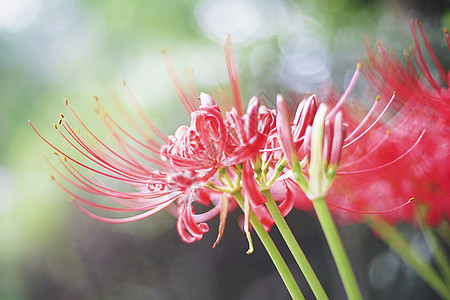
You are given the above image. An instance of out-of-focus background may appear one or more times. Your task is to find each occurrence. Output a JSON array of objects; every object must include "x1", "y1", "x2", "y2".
[{"x1": 0, "y1": 0, "x2": 448, "y2": 299}]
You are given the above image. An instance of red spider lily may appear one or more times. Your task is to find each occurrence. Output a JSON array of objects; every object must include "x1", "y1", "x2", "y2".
[
  {"x1": 29, "y1": 38, "x2": 276, "y2": 245},
  {"x1": 274, "y1": 63, "x2": 425, "y2": 220},
  {"x1": 358, "y1": 19, "x2": 450, "y2": 225}
]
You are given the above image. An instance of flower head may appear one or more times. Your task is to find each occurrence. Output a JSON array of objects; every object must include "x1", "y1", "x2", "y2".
[
  {"x1": 274, "y1": 62, "x2": 425, "y2": 222},
  {"x1": 360, "y1": 19, "x2": 450, "y2": 225},
  {"x1": 30, "y1": 39, "x2": 277, "y2": 247}
]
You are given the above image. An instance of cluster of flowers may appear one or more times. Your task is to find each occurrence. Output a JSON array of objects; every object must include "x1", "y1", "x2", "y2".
[
  {"x1": 319, "y1": 19, "x2": 450, "y2": 226},
  {"x1": 30, "y1": 24, "x2": 447, "y2": 249},
  {"x1": 30, "y1": 39, "x2": 286, "y2": 247}
]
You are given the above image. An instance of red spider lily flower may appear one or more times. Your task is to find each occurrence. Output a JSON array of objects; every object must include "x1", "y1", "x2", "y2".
[
  {"x1": 274, "y1": 63, "x2": 425, "y2": 219},
  {"x1": 359, "y1": 19, "x2": 450, "y2": 225},
  {"x1": 29, "y1": 38, "x2": 276, "y2": 246},
  {"x1": 160, "y1": 93, "x2": 271, "y2": 170},
  {"x1": 160, "y1": 92, "x2": 235, "y2": 171}
]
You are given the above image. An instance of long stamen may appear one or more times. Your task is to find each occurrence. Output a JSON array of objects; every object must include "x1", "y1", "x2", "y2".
[
  {"x1": 73, "y1": 200, "x2": 173, "y2": 224},
  {"x1": 51, "y1": 155, "x2": 170, "y2": 200},
  {"x1": 345, "y1": 95, "x2": 381, "y2": 142},
  {"x1": 29, "y1": 121, "x2": 147, "y2": 184},
  {"x1": 94, "y1": 119, "x2": 167, "y2": 169},
  {"x1": 343, "y1": 92, "x2": 396, "y2": 148},
  {"x1": 95, "y1": 97, "x2": 163, "y2": 155},
  {"x1": 119, "y1": 82, "x2": 170, "y2": 143},
  {"x1": 224, "y1": 36, "x2": 244, "y2": 116},
  {"x1": 409, "y1": 46, "x2": 441, "y2": 91},
  {"x1": 110, "y1": 90, "x2": 165, "y2": 147},
  {"x1": 403, "y1": 49, "x2": 420, "y2": 82},
  {"x1": 61, "y1": 118, "x2": 151, "y2": 177},
  {"x1": 62, "y1": 106, "x2": 151, "y2": 173},
  {"x1": 339, "y1": 129, "x2": 391, "y2": 169},
  {"x1": 56, "y1": 122, "x2": 149, "y2": 181},
  {"x1": 415, "y1": 19, "x2": 448, "y2": 84},
  {"x1": 185, "y1": 68, "x2": 199, "y2": 106},
  {"x1": 77, "y1": 131, "x2": 153, "y2": 175},
  {"x1": 409, "y1": 20, "x2": 441, "y2": 90},
  {"x1": 91, "y1": 110, "x2": 168, "y2": 170},
  {"x1": 54, "y1": 175, "x2": 178, "y2": 211},
  {"x1": 338, "y1": 130, "x2": 425, "y2": 175},
  {"x1": 444, "y1": 28, "x2": 450, "y2": 54},
  {"x1": 160, "y1": 49, "x2": 197, "y2": 114},
  {"x1": 64, "y1": 97, "x2": 165, "y2": 170},
  {"x1": 326, "y1": 198, "x2": 414, "y2": 214},
  {"x1": 327, "y1": 63, "x2": 361, "y2": 120}
]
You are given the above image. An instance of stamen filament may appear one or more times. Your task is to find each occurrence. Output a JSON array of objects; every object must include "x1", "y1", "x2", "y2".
[
  {"x1": 326, "y1": 198, "x2": 414, "y2": 214},
  {"x1": 160, "y1": 49, "x2": 197, "y2": 114},
  {"x1": 327, "y1": 63, "x2": 361, "y2": 120},
  {"x1": 343, "y1": 92, "x2": 396, "y2": 148},
  {"x1": 338, "y1": 130, "x2": 425, "y2": 175}
]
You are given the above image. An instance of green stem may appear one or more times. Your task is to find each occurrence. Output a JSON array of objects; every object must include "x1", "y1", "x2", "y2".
[
  {"x1": 262, "y1": 190, "x2": 329, "y2": 299},
  {"x1": 417, "y1": 211, "x2": 450, "y2": 285},
  {"x1": 368, "y1": 217, "x2": 450, "y2": 300},
  {"x1": 233, "y1": 191, "x2": 305, "y2": 300},
  {"x1": 266, "y1": 159, "x2": 286, "y2": 188},
  {"x1": 436, "y1": 220, "x2": 450, "y2": 247},
  {"x1": 312, "y1": 197, "x2": 362, "y2": 300}
]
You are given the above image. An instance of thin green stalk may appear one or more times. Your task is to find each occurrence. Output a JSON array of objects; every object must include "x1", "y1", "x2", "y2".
[
  {"x1": 233, "y1": 191, "x2": 305, "y2": 300},
  {"x1": 436, "y1": 220, "x2": 450, "y2": 247},
  {"x1": 262, "y1": 190, "x2": 329, "y2": 299},
  {"x1": 417, "y1": 210, "x2": 450, "y2": 285},
  {"x1": 368, "y1": 217, "x2": 450, "y2": 300},
  {"x1": 312, "y1": 197, "x2": 362, "y2": 300},
  {"x1": 266, "y1": 159, "x2": 286, "y2": 188},
  {"x1": 421, "y1": 226, "x2": 450, "y2": 285}
]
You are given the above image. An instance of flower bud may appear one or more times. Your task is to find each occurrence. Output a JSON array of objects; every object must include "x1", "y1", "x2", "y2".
[{"x1": 307, "y1": 103, "x2": 329, "y2": 200}]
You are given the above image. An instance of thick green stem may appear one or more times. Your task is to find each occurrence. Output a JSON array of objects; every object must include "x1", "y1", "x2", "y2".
[
  {"x1": 233, "y1": 191, "x2": 305, "y2": 300},
  {"x1": 368, "y1": 217, "x2": 450, "y2": 300},
  {"x1": 312, "y1": 197, "x2": 362, "y2": 300},
  {"x1": 262, "y1": 190, "x2": 329, "y2": 299}
]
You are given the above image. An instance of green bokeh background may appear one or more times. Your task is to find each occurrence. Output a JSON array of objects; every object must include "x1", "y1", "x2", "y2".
[{"x1": 0, "y1": 0, "x2": 448, "y2": 299}]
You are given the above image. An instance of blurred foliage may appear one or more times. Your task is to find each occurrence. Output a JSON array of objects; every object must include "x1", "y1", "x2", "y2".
[{"x1": 0, "y1": 0, "x2": 448, "y2": 299}]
